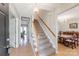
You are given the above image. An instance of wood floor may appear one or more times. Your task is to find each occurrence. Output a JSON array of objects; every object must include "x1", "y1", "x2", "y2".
[
  {"x1": 9, "y1": 42, "x2": 79, "y2": 56},
  {"x1": 9, "y1": 44, "x2": 34, "y2": 56},
  {"x1": 57, "y1": 43, "x2": 79, "y2": 56}
]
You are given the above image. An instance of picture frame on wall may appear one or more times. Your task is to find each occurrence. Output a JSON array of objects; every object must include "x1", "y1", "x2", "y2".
[{"x1": 69, "y1": 23, "x2": 78, "y2": 29}]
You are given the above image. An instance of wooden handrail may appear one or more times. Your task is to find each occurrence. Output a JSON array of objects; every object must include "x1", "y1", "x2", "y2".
[{"x1": 38, "y1": 15, "x2": 56, "y2": 37}]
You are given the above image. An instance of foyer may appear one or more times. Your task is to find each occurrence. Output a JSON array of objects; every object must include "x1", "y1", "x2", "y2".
[
  {"x1": 9, "y1": 3, "x2": 57, "y2": 56},
  {"x1": 0, "y1": 3, "x2": 79, "y2": 56}
]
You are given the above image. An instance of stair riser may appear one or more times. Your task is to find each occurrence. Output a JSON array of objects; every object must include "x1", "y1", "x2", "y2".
[
  {"x1": 38, "y1": 40, "x2": 49, "y2": 46},
  {"x1": 39, "y1": 45, "x2": 51, "y2": 50},
  {"x1": 39, "y1": 48, "x2": 56, "y2": 56}
]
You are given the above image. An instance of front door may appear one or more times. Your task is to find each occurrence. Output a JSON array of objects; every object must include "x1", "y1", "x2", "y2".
[{"x1": 0, "y1": 12, "x2": 8, "y2": 56}]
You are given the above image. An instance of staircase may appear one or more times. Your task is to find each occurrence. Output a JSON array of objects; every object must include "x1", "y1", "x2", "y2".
[
  {"x1": 37, "y1": 32, "x2": 55, "y2": 56},
  {"x1": 33, "y1": 20, "x2": 55, "y2": 56}
]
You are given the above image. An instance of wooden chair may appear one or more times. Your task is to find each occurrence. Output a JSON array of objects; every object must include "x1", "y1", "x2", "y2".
[
  {"x1": 76, "y1": 33, "x2": 79, "y2": 46},
  {"x1": 58, "y1": 36, "x2": 64, "y2": 44},
  {"x1": 58, "y1": 31, "x2": 66, "y2": 44},
  {"x1": 72, "y1": 33, "x2": 78, "y2": 46},
  {"x1": 64, "y1": 38, "x2": 76, "y2": 49}
]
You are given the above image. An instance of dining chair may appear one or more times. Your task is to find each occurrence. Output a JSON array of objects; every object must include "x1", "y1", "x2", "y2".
[{"x1": 64, "y1": 38, "x2": 76, "y2": 49}]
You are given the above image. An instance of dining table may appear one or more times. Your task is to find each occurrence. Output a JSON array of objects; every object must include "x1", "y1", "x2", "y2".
[{"x1": 59, "y1": 35, "x2": 73, "y2": 43}]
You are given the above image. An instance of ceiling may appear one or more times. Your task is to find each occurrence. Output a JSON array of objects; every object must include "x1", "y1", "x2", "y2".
[
  {"x1": 13, "y1": 3, "x2": 58, "y2": 17},
  {"x1": 57, "y1": 3, "x2": 78, "y2": 14},
  {"x1": 58, "y1": 4, "x2": 79, "y2": 20},
  {"x1": 0, "y1": 3, "x2": 9, "y2": 15},
  {"x1": 13, "y1": 3, "x2": 79, "y2": 20}
]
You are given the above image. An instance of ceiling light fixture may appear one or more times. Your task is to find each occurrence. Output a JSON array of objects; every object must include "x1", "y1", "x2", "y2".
[{"x1": 33, "y1": 8, "x2": 39, "y2": 13}]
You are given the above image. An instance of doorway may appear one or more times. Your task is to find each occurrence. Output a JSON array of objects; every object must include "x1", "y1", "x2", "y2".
[
  {"x1": 20, "y1": 17, "x2": 30, "y2": 47},
  {"x1": 0, "y1": 10, "x2": 9, "y2": 56}
]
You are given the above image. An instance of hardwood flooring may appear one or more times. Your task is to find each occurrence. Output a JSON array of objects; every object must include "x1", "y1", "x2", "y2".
[
  {"x1": 9, "y1": 44, "x2": 34, "y2": 56},
  {"x1": 57, "y1": 43, "x2": 79, "y2": 56}
]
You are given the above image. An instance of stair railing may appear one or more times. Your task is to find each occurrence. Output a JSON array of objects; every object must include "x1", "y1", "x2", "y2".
[{"x1": 37, "y1": 15, "x2": 56, "y2": 49}]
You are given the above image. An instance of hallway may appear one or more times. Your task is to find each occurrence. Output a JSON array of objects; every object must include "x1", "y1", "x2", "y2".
[{"x1": 9, "y1": 44, "x2": 34, "y2": 56}]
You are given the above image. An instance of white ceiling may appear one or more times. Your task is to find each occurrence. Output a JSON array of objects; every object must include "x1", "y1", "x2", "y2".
[
  {"x1": 13, "y1": 3, "x2": 79, "y2": 20},
  {"x1": 0, "y1": 3, "x2": 9, "y2": 15},
  {"x1": 57, "y1": 3, "x2": 78, "y2": 14},
  {"x1": 58, "y1": 4, "x2": 79, "y2": 20},
  {"x1": 13, "y1": 3, "x2": 58, "y2": 17}
]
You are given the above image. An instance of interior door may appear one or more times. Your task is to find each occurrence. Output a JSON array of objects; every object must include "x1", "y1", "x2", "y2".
[{"x1": 0, "y1": 12, "x2": 8, "y2": 56}]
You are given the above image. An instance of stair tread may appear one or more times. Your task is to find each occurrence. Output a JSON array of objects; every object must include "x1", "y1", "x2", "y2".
[
  {"x1": 38, "y1": 36, "x2": 47, "y2": 40},
  {"x1": 39, "y1": 42, "x2": 51, "y2": 47},
  {"x1": 39, "y1": 43, "x2": 51, "y2": 50},
  {"x1": 39, "y1": 47, "x2": 55, "y2": 56},
  {"x1": 38, "y1": 39, "x2": 49, "y2": 45}
]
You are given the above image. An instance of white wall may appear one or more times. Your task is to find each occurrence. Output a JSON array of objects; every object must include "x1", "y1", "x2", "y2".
[
  {"x1": 9, "y1": 4, "x2": 20, "y2": 48},
  {"x1": 43, "y1": 11, "x2": 56, "y2": 34},
  {"x1": 58, "y1": 18, "x2": 79, "y2": 32},
  {"x1": 38, "y1": 9, "x2": 57, "y2": 53}
]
